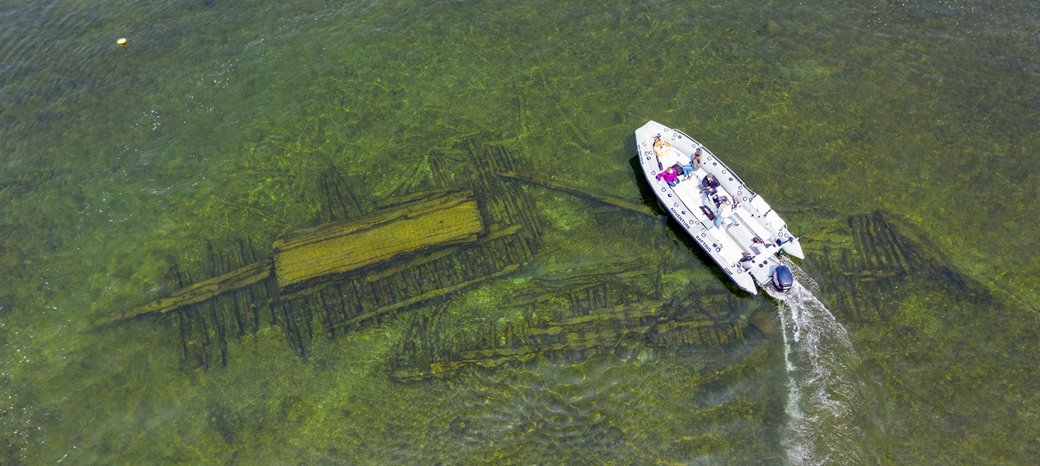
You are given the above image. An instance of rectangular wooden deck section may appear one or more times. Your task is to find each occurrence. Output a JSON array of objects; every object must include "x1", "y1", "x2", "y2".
[{"x1": 272, "y1": 190, "x2": 486, "y2": 288}]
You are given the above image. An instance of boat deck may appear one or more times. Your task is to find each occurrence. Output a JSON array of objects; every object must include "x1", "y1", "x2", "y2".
[
  {"x1": 637, "y1": 120, "x2": 803, "y2": 294},
  {"x1": 671, "y1": 169, "x2": 778, "y2": 282}
]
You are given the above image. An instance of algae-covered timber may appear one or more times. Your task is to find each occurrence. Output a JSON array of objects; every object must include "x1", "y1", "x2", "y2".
[
  {"x1": 389, "y1": 258, "x2": 754, "y2": 381},
  {"x1": 803, "y1": 211, "x2": 996, "y2": 323},
  {"x1": 391, "y1": 294, "x2": 750, "y2": 382},
  {"x1": 97, "y1": 137, "x2": 546, "y2": 368},
  {"x1": 330, "y1": 263, "x2": 520, "y2": 331},
  {"x1": 496, "y1": 171, "x2": 658, "y2": 219},
  {"x1": 273, "y1": 190, "x2": 485, "y2": 289},
  {"x1": 94, "y1": 259, "x2": 274, "y2": 327},
  {"x1": 95, "y1": 190, "x2": 489, "y2": 327}
]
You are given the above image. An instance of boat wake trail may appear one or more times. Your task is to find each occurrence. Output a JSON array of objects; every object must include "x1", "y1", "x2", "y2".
[{"x1": 766, "y1": 260, "x2": 882, "y2": 465}]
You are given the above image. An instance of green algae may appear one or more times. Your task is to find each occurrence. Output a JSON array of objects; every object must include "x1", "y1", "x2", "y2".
[{"x1": 1, "y1": 0, "x2": 1039, "y2": 464}]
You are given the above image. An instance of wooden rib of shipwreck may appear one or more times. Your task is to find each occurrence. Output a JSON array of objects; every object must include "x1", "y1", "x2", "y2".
[
  {"x1": 803, "y1": 210, "x2": 998, "y2": 322},
  {"x1": 390, "y1": 259, "x2": 752, "y2": 381},
  {"x1": 389, "y1": 301, "x2": 663, "y2": 381},
  {"x1": 96, "y1": 190, "x2": 486, "y2": 326},
  {"x1": 94, "y1": 259, "x2": 274, "y2": 327},
  {"x1": 391, "y1": 297, "x2": 748, "y2": 382},
  {"x1": 497, "y1": 171, "x2": 658, "y2": 219}
]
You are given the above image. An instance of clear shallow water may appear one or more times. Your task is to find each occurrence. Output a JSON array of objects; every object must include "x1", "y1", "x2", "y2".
[
  {"x1": 2, "y1": 0, "x2": 1039, "y2": 464},
  {"x1": 769, "y1": 261, "x2": 881, "y2": 465}
]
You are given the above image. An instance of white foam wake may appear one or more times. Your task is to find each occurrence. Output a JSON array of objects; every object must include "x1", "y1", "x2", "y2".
[{"x1": 767, "y1": 260, "x2": 881, "y2": 465}]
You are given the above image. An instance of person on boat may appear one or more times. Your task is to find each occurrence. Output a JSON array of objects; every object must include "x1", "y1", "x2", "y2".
[
  {"x1": 673, "y1": 148, "x2": 702, "y2": 181},
  {"x1": 656, "y1": 165, "x2": 680, "y2": 187},
  {"x1": 679, "y1": 164, "x2": 695, "y2": 181},
  {"x1": 739, "y1": 252, "x2": 755, "y2": 270},
  {"x1": 701, "y1": 173, "x2": 720, "y2": 196},
  {"x1": 653, "y1": 135, "x2": 681, "y2": 170},
  {"x1": 652, "y1": 134, "x2": 670, "y2": 155},
  {"x1": 714, "y1": 196, "x2": 737, "y2": 228}
]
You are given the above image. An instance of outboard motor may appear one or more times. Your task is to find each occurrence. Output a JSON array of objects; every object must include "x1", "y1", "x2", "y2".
[{"x1": 772, "y1": 265, "x2": 794, "y2": 292}]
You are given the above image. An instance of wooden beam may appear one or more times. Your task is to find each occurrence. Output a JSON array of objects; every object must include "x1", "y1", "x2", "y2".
[
  {"x1": 275, "y1": 223, "x2": 525, "y2": 303},
  {"x1": 273, "y1": 190, "x2": 486, "y2": 288},
  {"x1": 94, "y1": 259, "x2": 273, "y2": 326},
  {"x1": 331, "y1": 263, "x2": 520, "y2": 330},
  {"x1": 497, "y1": 171, "x2": 659, "y2": 218}
]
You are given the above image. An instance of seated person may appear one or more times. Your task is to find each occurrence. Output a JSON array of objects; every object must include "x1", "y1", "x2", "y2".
[
  {"x1": 652, "y1": 134, "x2": 670, "y2": 155},
  {"x1": 656, "y1": 165, "x2": 680, "y2": 187},
  {"x1": 663, "y1": 162, "x2": 694, "y2": 181},
  {"x1": 678, "y1": 162, "x2": 695, "y2": 180},
  {"x1": 701, "y1": 173, "x2": 720, "y2": 198},
  {"x1": 672, "y1": 148, "x2": 702, "y2": 181},
  {"x1": 653, "y1": 135, "x2": 681, "y2": 170},
  {"x1": 739, "y1": 252, "x2": 755, "y2": 269}
]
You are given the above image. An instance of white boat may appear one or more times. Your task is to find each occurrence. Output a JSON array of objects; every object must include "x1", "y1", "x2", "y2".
[{"x1": 635, "y1": 120, "x2": 803, "y2": 294}]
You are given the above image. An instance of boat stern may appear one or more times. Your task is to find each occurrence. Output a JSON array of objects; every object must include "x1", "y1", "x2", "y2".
[{"x1": 771, "y1": 265, "x2": 794, "y2": 292}]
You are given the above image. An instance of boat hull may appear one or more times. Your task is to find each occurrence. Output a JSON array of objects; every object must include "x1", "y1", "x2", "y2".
[{"x1": 635, "y1": 120, "x2": 803, "y2": 294}]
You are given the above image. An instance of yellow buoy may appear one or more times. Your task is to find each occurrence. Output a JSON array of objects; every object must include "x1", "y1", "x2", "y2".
[{"x1": 116, "y1": 37, "x2": 127, "y2": 46}]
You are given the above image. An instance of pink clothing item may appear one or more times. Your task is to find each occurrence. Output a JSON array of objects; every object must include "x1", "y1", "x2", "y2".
[{"x1": 656, "y1": 168, "x2": 678, "y2": 183}]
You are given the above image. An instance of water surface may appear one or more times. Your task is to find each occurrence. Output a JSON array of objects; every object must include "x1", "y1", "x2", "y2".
[{"x1": 2, "y1": 0, "x2": 1038, "y2": 463}]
